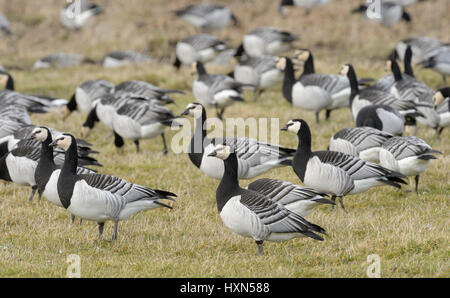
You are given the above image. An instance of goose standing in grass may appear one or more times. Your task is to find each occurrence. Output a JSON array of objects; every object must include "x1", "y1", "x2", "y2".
[
  {"x1": 112, "y1": 97, "x2": 181, "y2": 154},
  {"x1": 433, "y1": 87, "x2": 450, "y2": 140},
  {"x1": 63, "y1": 79, "x2": 115, "y2": 119},
  {"x1": 33, "y1": 53, "x2": 95, "y2": 69},
  {"x1": 279, "y1": 0, "x2": 332, "y2": 15},
  {"x1": 242, "y1": 27, "x2": 299, "y2": 57},
  {"x1": 173, "y1": 3, "x2": 239, "y2": 30},
  {"x1": 390, "y1": 36, "x2": 445, "y2": 65},
  {"x1": 50, "y1": 133, "x2": 176, "y2": 240},
  {"x1": 208, "y1": 144, "x2": 326, "y2": 255},
  {"x1": 329, "y1": 127, "x2": 393, "y2": 163},
  {"x1": 101, "y1": 51, "x2": 153, "y2": 68},
  {"x1": 340, "y1": 64, "x2": 419, "y2": 120},
  {"x1": 181, "y1": 103, "x2": 295, "y2": 180},
  {"x1": 420, "y1": 46, "x2": 450, "y2": 84},
  {"x1": 232, "y1": 45, "x2": 283, "y2": 101},
  {"x1": 379, "y1": 136, "x2": 442, "y2": 193},
  {"x1": 173, "y1": 34, "x2": 229, "y2": 69},
  {"x1": 60, "y1": 0, "x2": 103, "y2": 30},
  {"x1": 191, "y1": 61, "x2": 245, "y2": 119},
  {"x1": 0, "y1": 13, "x2": 10, "y2": 35},
  {"x1": 282, "y1": 119, "x2": 407, "y2": 211},
  {"x1": 246, "y1": 178, "x2": 334, "y2": 217},
  {"x1": 351, "y1": 1, "x2": 411, "y2": 27},
  {"x1": 276, "y1": 56, "x2": 332, "y2": 123}
]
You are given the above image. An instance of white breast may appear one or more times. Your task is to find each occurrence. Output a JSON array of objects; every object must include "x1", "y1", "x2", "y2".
[
  {"x1": 292, "y1": 83, "x2": 332, "y2": 111},
  {"x1": 113, "y1": 114, "x2": 141, "y2": 140},
  {"x1": 43, "y1": 170, "x2": 63, "y2": 207},
  {"x1": 5, "y1": 155, "x2": 37, "y2": 186},
  {"x1": 75, "y1": 87, "x2": 93, "y2": 114},
  {"x1": 259, "y1": 69, "x2": 283, "y2": 89}
]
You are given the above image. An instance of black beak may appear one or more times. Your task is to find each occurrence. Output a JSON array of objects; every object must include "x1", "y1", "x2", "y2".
[
  {"x1": 180, "y1": 109, "x2": 190, "y2": 116},
  {"x1": 48, "y1": 140, "x2": 58, "y2": 147},
  {"x1": 281, "y1": 125, "x2": 289, "y2": 131},
  {"x1": 207, "y1": 151, "x2": 217, "y2": 157}
]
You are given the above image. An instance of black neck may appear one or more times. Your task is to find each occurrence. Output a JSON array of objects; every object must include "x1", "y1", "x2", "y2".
[
  {"x1": 196, "y1": 62, "x2": 207, "y2": 76},
  {"x1": 346, "y1": 66, "x2": 359, "y2": 108},
  {"x1": 216, "y1": 153, "x2": 241, "y2": 213},
  {"x1": 35, "y1": 133, "x2": 56, "y2": 195},
  {"x1": 188, "y1": 109, "x2": 207, "y2": 168},
  {"x1": 6, "y1": 75, "x2": 14, "y2": 90},
  {"x1": 293, "y1": 124, "x2": 312, "y2": 182},
  {"x1": 58, "y1": 139, "x2": 79, "y2": 209},
  {"x1": 0, "y1": 155, "x2": 11, "y2": 182},
  {"x1": 301, "y1": 53, "x2": 315, "y2": 75},
  {"x1": 391, "y1": 59, "x2": 403, "y2": 81},
  {"x1": 0, "y1": 142, "x2": 8, "y2": 158},
  {"x1": 404, "y1": 46, "x2": 415, "y2": 78},
  {"x1": 282, "y1": 58, "x2": 295, "y2": 103},
  {"x1": 83, "y1": 107, "x2": 99, "y2": 128},
  {"x1": 67, "y1": 93, "x2": 77, "y2": 112}
]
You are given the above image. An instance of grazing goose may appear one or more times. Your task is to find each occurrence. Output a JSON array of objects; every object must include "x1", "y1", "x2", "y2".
[
  {"x1": 279, "y1": 0, "x2": 332, "y2": 15},
  {"x1": 102, "y1": 51, "x2": 153, "y2": 68},
  {"x1": 33, "y1": 53, "x2": 95, "y2": 69},
  {"x1": 63, "y1": 79, "x2": 115, "y2": 118},
  {"x1": 329, "y1": 127, "x2": 393, "y2": 163},
  {"x1": 340, "y1": 64, "x2": 418, "y2": 120},
  {"x1": 276, "y1": 57, "x2": 332, "y2": 122},
  {"x1": 420, "y1": 46, "x2": 450, "y2": 84},
  {"x1": 115, "y1": 80, "x2": 183, "y2": 105},
  {"x1": 173, "y1": 34, "x2": 228, "y2": 69},
  {"x1": 181, "y1": 103, "x2": 295, "y2": 180},
  {"x1": 282, "y1": 119, "x2": 407, "y2": 211},
  {"x1": 173, "y1": 3, "x2": 238, "y2": 30},
  {"x1": 379, "y1": 136, "x2": 442, "y2": 193},
  {"x1": 0, "y1": 13, "x2": 10, "y2": 35},
  {"x1": 50, "y1": 133, "x2": 176, "y2": 240},
  {"x1": 60, "y1": 0, "x2": 103, "y2": 30},
  {"x1": 355, "y1": 104, "x2": 408, "y2": 136},
  {"x1": 246, "y1": 178, "x2": 334, "y2": 217},
  {"x1": 232, "y1": 45, "x2": 283, "y2": 101},
  {"x1": 391, "y1": 36, "x2": 445, "y2": 65},
  {"x1": 433, "y1": 87, "x2": 450, "y2": 140},
  {"x1": 208, "y1": 144, "x2": 326, "y2": 255},
  {"x1": 112, "y1": 97, "x2": 181, "y2": 154},
  {"x1": 351, "y1": 1, "x2": 411, "y2": 27},
  {"x1": 191, "y1": 61, "x2": 245, "y2": 119},
  {"x1": 242, "y1": 27, "x2": 299, "y2": 57}
]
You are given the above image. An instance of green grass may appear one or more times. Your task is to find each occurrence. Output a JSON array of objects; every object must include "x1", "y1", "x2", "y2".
[{"x1": 0, "y1": 0, "x2": 449, "y2": 278}]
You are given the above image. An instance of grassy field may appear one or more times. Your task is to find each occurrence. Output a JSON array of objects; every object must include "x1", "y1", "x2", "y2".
[{"x1": 0, "y1": 0, "x2": 449, "y2": 277}]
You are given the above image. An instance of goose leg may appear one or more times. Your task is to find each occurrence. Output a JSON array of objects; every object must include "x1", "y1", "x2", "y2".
[
  {"x1": 330, "y1": 195, "x2": 336, "y2": 211},
  {"x1": 79, "y1": 218, "x2": 83, "y2": 225},
  {"x1": 414, "y1": 175, "x2": 420, "y2": 193},
  {"x1": 315, "y1": 111, "x2": 320, "y2": 123},
  {"x1": 28, "y1": 185, "x2": 37, "y2": 202},
  {"x1": 161, "y1": 133, "x2": 168, "y2": 155},
  {"x1": 216, "y1": 107, "x2": 224, "y2": 120},
  {"x1": 134, "y1": 140, "x2": 140, "y2": 153},
  {"x1": 338, "y1": 196, "x2": 347, "y2": 213},
  {"x1": 114, "y1": 131, "x2": 125, "y2": 154},
  {"x1": 71, "y1": 215, "x2": 75, "y2": 225},
  {"x1": 98, "y1": 222, "x2": 105, "y2": 239},
  {"x1": 325, "y1": 109, "x2": 332, "y2": 121},
  {"x1": 253, "y1": 89, "x2": 263, "y2": 102},
  {"x1": 442, "y1": 75, "x2": 447, "y2": 85},
  {"x1": 112, "y1": 220, "x2": 119, "y2": 241},
  {"x1": 255, "y1": 240, "x2": 264, "y2": 255}
]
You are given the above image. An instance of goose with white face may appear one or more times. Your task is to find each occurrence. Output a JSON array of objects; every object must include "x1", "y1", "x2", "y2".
[
  {"x1": 339, "y1": 64, "x2": 350, "y2": 76},
  {"x1": 181, "y1": 103, "x2": 203, "y2": 119},
  {"x1": 208, "y1": 145, "x2": 232, "y2": 160},
  {"x1": 50, "y1": 134, "x2": 72, "y2": 151},
  {"x1": 281, "y1": 120, "x2": 301, "y2": 134},
  {"x1": 31, "y1": 127, "x2": 49, "y2": 142}
]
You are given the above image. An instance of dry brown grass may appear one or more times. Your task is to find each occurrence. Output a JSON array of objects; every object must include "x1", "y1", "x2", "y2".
[{"x1": 0, "y1": 0, "x2": 449, "y2": 277}]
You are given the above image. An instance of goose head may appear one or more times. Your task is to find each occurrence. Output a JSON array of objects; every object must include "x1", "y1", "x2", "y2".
[
  {"x1": 0, "y1": 70, "x2": 14, "y2": 90},
  {"x1": 339, "y1": 64, "x2": 352, "y2": 76},
  {"x1": 181, "y1": 102, "x2": 204, "y2": 119},
  {"x1": 31, "y1": 127, "x2": 50, "y2": 142},
  {"x1": 281, "y1": 119, "x2": 303, "y2": 134},
  {"x1": 275, "y1": 57, "x2": 287, "y2": 71},
  {"x1": 207, "y1": 144, "x2": 232, "y2": 160},
  {"x1": 433, "y1": 87, "x2": 450, "y2": 106},
  {"x1": 49, "y1": 134, "x2": 73, "y2": 151}
]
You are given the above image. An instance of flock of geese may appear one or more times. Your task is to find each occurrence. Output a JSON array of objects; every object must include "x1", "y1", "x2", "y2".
[{"x1": 0, "y1": 1, "x2": 449, "y2": 254}]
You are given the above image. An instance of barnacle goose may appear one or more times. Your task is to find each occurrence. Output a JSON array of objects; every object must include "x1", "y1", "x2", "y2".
[
  {"x1": 0, "y1": 90, "x2": 67, "y2": 114},
  {"x1": 379, "y1": 136, "x2": 441, "y2": 193},
  {"x1": 340, "y1": 64, "x2": 419, "y2": 120},
  {"x1": 33, "y1": 53, "x2": 95, "y2": 69},
  {"x1": 60, "y1": 0, "x2": 102, "y2": 30},
  {"x1": 102, "y1": 51, "x2": 153, "y2": 68},
  {"x1": 173, "y1": 3, "x2": 238, "y2": 30},
  {"x1": 246, "y1": 178, "x2": 334, "y2": 217},
  {"x1": 355, "y1": 104, "x2": 408, "y2": 136},
  {"x1": 277, "y1": 56, "x2": 332, "y2": 123},
  {"x1": 232, "y1": 45, "x2": 283, "y2": 101},
  {"x1": 191, "y1": 61, "x2": 245, "y2": 119},
  {"x1": 208, "y1": 144, "x2": 326, "y2": 254},
  {"x1": 0, "y1": 70, "x2": 15, "y2": 90},
  {"x1": 242, "y1": 27, "x2": 299, "y2": 57},
  {"x1": 30, "y1": 127, "x2": 97, "y2": 223},
  {"x1": 50, "y1": 133, "x2": 176, "y2": 240},
  {"x1": 351, "y1": 1, "x2": 411, "y2": 27},
  {"x1": 433, "y1": 87, "x2": 450, "y2": 140},
  {"x1": 0, "y1": 130, "x2": 100, "y2": 202},
  {"x1": 329, "y1": 127, "x2": 393, "y2": 163},
  {"x1": 181, "y1": 103, "x2": 295, "y2": 180},
  {"x1": 0, "y1": 13, "x2": 10, "y2": 35},
  {"x1": 173, "y1": 34, "x2": 228, "y2": 69},
  {"x1": 390, "y1": 36, "x2": 445, "y2": 65},
  {"x1": 112, "y1": 97, "x2": 181, "y2": 154},
  {"x1": 282, "y1": 119, "x2": 407, "y2": 211},
  {"x1": 420, "y1": 46, "x2": 450, "y2": 84},
  {"x1": 279, "y1": 0, "x2": 332, "y2": 15},
  {"x1": 63, "y1": 79, "x2": 115, "y2": 119}
]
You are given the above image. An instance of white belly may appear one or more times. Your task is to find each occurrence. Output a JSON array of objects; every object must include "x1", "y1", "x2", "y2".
[
  {"x1": 6, "y1": 155, "x2": 36, "y2": 186},
  {"x1": 43, "y1": 170, "x2": 63, "y2": 207},
  {"x1": 291, "y1": 83, "x2": 332, "y2": 111},
  {"x1": 96, "y1": 103, "x2": 116, "y2": 129},
  {"x1": 259, "y1": 69, "x2": 283, "y2": 89},
  {"x1": 76, "y1": 87, "x2": 93, "y2": 114}
]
